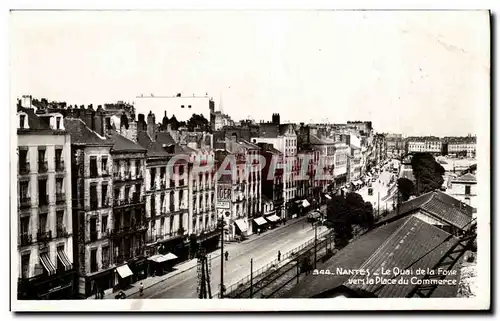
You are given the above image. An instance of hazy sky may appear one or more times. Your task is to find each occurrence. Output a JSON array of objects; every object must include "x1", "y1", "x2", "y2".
[{"x1": 10, "y1": 10, "x2": 490, "y2": 136}]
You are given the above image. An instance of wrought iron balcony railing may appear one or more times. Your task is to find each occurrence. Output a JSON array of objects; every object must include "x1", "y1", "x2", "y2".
[
  {"x1": 38, "y1": 161, "x2": 48, "y2": 173},
  {"x1": 56, "y1": 226, "x2": 69, "y2": 238},
  {"x1": 19, "y1": 197, "x2": 31, "y2": 209},
  {"x1": 18, "y1": 162, "x2": 30, "y2": 175},
  {"x1": 37, "y1": 230, "x2": 52, "y2": 243},
  {"x1": 55, "y1": 159, "x2": 65, "y2": 172},
  {"x1": 19, "y1": 233, "x2": 33, "y2": 246},
  {"x1": 56, "y1": 193, "x2": 65, "y2": 204}
]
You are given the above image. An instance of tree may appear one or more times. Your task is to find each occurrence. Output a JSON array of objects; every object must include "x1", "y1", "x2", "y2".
[
  {"x1": 187, "y1": 114, "x2": 211, "y2": 132},
  {"x1": 327, "y1": 192, "x2": 375, "y2": 248},
  {"x1": 327, "y1": 195, "x2": 353, "y2": 249},
  {"x1": 397, "y1": 177, "x2": 416, "y2": 202},
  {"x1": 411, "y1": 153, "x2": 445, "y2": 195}
]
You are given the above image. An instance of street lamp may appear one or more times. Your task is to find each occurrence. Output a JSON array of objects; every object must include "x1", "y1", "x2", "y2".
[{"x1": 218, "y1": 213, "x2": 228, "y2": 298}]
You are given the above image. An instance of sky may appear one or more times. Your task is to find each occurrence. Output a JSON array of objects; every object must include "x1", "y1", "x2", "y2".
[{"x1": 10, "y1": 10, "x2": 490, "y2": 136}]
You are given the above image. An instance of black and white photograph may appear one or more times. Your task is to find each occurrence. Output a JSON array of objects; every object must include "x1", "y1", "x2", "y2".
[{"x1": 9, "y1": 8, "x2": 490, "y2": 311}]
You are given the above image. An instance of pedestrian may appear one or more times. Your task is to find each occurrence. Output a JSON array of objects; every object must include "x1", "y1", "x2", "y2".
[
  {"x1": 139, "y1": 282, "x2": 144, "y2": 297},
  {"x1": 258, "y1": 228, "x2": 261, "y2": 235},
  {"x1": 225, "y1": 250, "x2": 229, "y2": 261},
  {"x1": 277, "y1": 250, "x2": 281, "y2": 262},
  {"x1": 100, "y1": 287, "x2": 105, "y2": 300}
]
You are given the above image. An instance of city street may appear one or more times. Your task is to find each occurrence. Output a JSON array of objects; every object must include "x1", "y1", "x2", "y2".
[
  {"x1": 129, "y1": 210, "x2": 328, "y2": 299},
  {"x1": 356, "y1": 161, "x2": 399, "y2": 217}
]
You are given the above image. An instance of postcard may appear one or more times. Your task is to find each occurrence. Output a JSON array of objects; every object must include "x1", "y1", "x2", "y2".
[{"x1": 10, "y1": 9, "x2": 490, "y2": 311}]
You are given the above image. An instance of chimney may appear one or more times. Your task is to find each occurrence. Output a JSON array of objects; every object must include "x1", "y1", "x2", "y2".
[
  {"x1": 94, "y1": 105, "x2": 104, "y2": 136},
  {"x1": 84, "y1": 105, "x2": 94, "y2": 129},
  {"x1": 137, "y1": 113, "x2": 146, "y2": 131},
  {"x1": 147, "y1": 111, "x2": 156, "y2": 141}
]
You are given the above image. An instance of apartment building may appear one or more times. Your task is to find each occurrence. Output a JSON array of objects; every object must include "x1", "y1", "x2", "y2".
[
  {"x1": 108, "y1": 130, "x2": 148, "y2": 287},
  {"x1": 64, "y1": 117, "x2": 114, "y2": 298},
  {"x1": 17, "y1": 106, "x2": 74, "y2": 300},
  {"x1": 406, "y1": 136, "x2": 442, "y2": 155}
]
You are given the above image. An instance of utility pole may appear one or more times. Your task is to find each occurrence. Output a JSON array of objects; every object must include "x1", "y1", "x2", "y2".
[
  {"x1": 314, "y1": 222, "x2": 318, "y2": 269},
  {"x1": 378, "y1": 192, "x2": 380, "y2": 218},
  {"x1": 219, "y1": 217, "x2": 225, "y2": 298},
  {"x1": 250, "y1": 258, "x2": 254, "y2": 298}
]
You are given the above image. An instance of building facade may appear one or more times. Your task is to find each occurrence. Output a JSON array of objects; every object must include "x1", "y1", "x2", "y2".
[
  {"x1": 406, "y1": 137, "x2": 442, "y2": 155},
  {"x1": 17, "y1": 106, "x2": 75, "y2": 300}
]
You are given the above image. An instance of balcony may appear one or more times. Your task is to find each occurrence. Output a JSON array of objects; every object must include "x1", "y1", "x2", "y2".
[
  {"x1": 18, "y1": 162, "x2": 30, "y2": 175},
  {"x1": 38, "y1": 161, "x2": 48, "y2": 173},
  {"x1": 101, "y1": 198, "x2": 110, "y2": 209},
  {"x1": 19, "y1": 197, "x2": 31, "y2": 209},
  {"x1": 55, "y1": 159, "x2": 65, "y2": 172},
  {"x1": 19, "y1": 233, "x2": 33, "y2": 246},
  {"x1": 102, "y1": 261, "x2": 110, "y2": 270},
  {"x1": 113, "y1": 196, "x2": 145, "y2": 208},
  {"x1": 101, "y1": 169, "x2": 110, "y2": 177},
  {"x1": 37, "y1": 230, "x2": 52, "y2": 243},
  {"x1": 56, "y1": 193, "x2": 65, "y2": 204},
  {"x1": 113, "y1": 172, "x2": 122, "y2": 180},
  {"x1": 56, "y1": 226, "x2": 69, "y2": 238},
  {"x1": 110, "y1": 223, "x2": 147, "y2": 237},
  {"x1": 159, "y1": 182, "x2": 166, "y2": 190}
]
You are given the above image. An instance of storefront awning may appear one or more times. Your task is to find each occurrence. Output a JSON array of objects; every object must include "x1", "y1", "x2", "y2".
[
  {"x1": 57, "y1": 248, "x2": 73, "y2": 271},
  {"x1": 234, "y1": 219, "x2": 248, "y2": 233},
  {"x1": 253, "y1": 217, "x2": 268, "y2": 225},
  {"x1": 40, "y1": 253, "x2": 56, "y2": 276},
  {"x1": 325, "y1": 194, "x2": 332, "y2": 200},
  {"x1": 266, "y1": 214, "x2": 281, "y2": 222},
  {"x1": 302, "y1": 199, "x2": 311, "y2": 207},
  {"x1": 116, "y1": 264, "x2": 134, "y2": 279},
  {"x1": 148, "y1": 253, "x2": 178, "y2": 263}
]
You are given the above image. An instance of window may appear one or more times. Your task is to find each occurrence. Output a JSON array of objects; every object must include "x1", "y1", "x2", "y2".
[
  {"x1": 160, "y1": 217, "x2": 165, "y2": 229},
  {"x1": 90, "y1": 249, "x2": 98, "y2": 273},
  {"x1": 114, "y1": 188, "x2": 120, "y2": 201},
  {"x1": 465, "y1": 185, "x2": 471, "y2": 195},
  {"x1": 160, "y1": 193, "x2": 165, "y2": 213},
  {"x1": 56, "y1": 210, "x2": 64, "y2": 231},
  {"x1": 125, "y1": 186, "x2": 130, "y2": 201},
  {"x1": 90, "y1": 156, "x2": 98, "y2": 177},
  {"x1": 19, "y1": 149, "x2": 29, "y2": 174},
  {"x1": 102, "y1": 183, "x2": 108, "y2": 207},
  {"x1": 101, "y1": 157, "x2": 108, "y2": 175},
  {"x1": 150, "y1": 168, "x2": 156, "y2": 189},
  {"x1": 56, "y1": 117, "x2": 61, "y2": 129},
  {"x1": 151, "y1": 195, "x2": 156, "y2": 217},
  {"x1": 38, "y1": 179, "x2": 48, "y2": 206},
  {"x1": 19, "y1": 180, "x2": 29, "y2": 200},
  {"x1": 90, "y1": 184, "x2": 98, "y2": 210},
  {"x1": 169, "y1": 191, "x2": 175, "y2": 212},
  {"x1": 38, "y1": 149, "x2": 47, "y2": 173},
  {"x1": 179, "y1": 190, "x2": 184, "y2": 209},
  {"x1": 20, "y1": 115, "x2": 26, "y2": 129},
  {"x1": 20, "y1": 216, "x2": 29, "y2": 234},
  {"x1": 101, "y1": 215, "x2": 108, "y2": 233},
  {"x1": 135, "y1": 160, "x2": 141, "y2": 177},
  {"x1": 90, "y1": 218, "x2": 97, "y2": 242},
  {"x1": 102, "y1": 246, "x2": 109, "y2": 268},
  {"x1": 21, "y1": 253, "x2": 30, "y2": 279},
  {"x1": 39, "y1": 213, "x2": 47, "y2": 233}
]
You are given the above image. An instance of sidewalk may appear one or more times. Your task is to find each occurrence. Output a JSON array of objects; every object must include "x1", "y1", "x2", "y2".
[{"x1": 89, "y1": 214, "x2": 309, "y2": 300}]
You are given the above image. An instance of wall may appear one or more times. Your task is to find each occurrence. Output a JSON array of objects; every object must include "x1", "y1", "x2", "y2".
[{"x1": 135, "y1": 96, "x2": 212, "y2": 122}]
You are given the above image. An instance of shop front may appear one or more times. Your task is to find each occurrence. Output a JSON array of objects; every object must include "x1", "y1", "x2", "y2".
[
  {"x1": 198, "y1": 229, "x2": 221, "y2": 253},
  {"x1": 234, "y1": 218, "x2": 249, "y2": 240},
  {"x1": 85, "y1": 268, "x2": 114, "y2": 298},
  {"x1": 114, "y1": 264, "x2": 134, "y2": 291},
  {"x1": 264, "y1": 213, "x2": 281, "y2": 228},
  {"x1": 253, "y1": 216, "x2": 268, "y2": 234},
  {"x1": 18, "y1": 269, "x2": 75, "y2": 300},
  {"x1": 147, "y1": 253, "x2": 178, "y2": 276},
  {"x1": 129, "y1": 258, "x2": 148, "y2": 283}
]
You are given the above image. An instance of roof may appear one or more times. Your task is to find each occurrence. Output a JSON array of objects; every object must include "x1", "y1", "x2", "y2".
[
  {"x1": 259, "y1": 123, "x2": 279, "y2": 138},
  {"x1": 451, "y1": 173, "x2": 477, "y2": 183},
  {"x1": 310, "y1": 134, "x2": 334, "y2": 145},
  {"x1": 108, "y1": 131, "x2": 146, "y2": 153},
  {"x1": 378, "y1": 191, "x2": 474, "y2": 230},
  {"x1": 137, "y1": 131, "x2": 173, "y2": 158},
  {"x1": 64, "y1": 118, "x2": 113, "y2": 146},
  {"x1": 283, "y1": 216, "x2": 460, "y2": 298}
]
